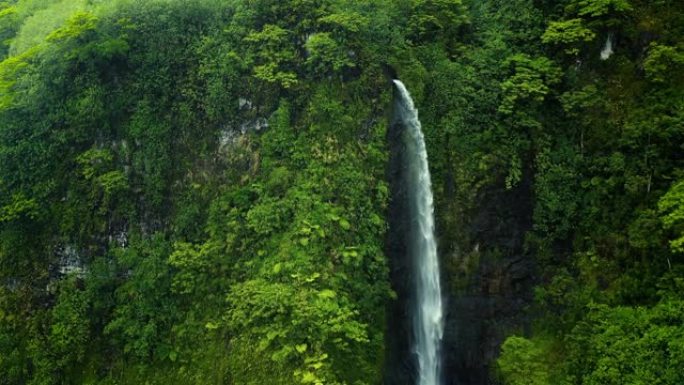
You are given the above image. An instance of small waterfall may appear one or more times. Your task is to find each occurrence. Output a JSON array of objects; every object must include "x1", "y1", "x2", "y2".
[
  {"x1": 600, "y1": 34, "x2": 614, "y2": 60},
  {"x1": 393, "y1": 80, "x2": 444, "y2": 385}
]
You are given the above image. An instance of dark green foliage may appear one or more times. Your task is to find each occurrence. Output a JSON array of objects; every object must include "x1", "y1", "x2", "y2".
[
  {"x1": 105, "y1": 234, "x2": 176, "y2": 360},
  {"x1": 480, "y1": 0, "x2": 684, "y2": 383},
  {"x1": 408, "y1": 0, "x2": 469, "y2": 46},
  {"x1": 564, "y1": 299, "x2": 684, "y2": 385},
  {"x1": 374, "y1": 0, "x2": 684, "y2": 382}
]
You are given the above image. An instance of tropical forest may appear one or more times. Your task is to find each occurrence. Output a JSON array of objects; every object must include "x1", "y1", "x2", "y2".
[{"x1": 0, "y1": 0, "x2": 682, "y2": 384}]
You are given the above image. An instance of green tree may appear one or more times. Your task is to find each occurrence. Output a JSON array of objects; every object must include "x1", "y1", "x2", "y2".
[
  {"x1": 659, "y1": 180, "x2": 684, "y2": 254},
  {"x1": 497, "y1": 336, "x2": 551, "y2": 385}
]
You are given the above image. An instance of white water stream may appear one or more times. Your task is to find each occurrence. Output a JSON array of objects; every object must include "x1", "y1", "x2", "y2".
[
  {"x1": 600, "y1": 34, "x2": 614, "y2": 60},
  {"x1": 394, "y1": 80, "x2": 444, "y2": 385}
]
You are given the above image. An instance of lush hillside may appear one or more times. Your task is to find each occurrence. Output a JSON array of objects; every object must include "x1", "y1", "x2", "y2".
[{"x1": 0, "y1": 0, "x2": 682, "y2": 384}]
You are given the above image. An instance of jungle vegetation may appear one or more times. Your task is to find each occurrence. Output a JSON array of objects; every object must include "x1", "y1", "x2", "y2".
[{"x1": 0, "y1": 0, "x2": 682, "y2": 384}]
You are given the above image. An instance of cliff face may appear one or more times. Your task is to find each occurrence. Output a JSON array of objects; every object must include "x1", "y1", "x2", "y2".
[
  {"x1": 441, "y1": 181, "x2": 536, "y2": 385},
  {"x1": 384, "y1": 110, "x2": 417, "y2": 385},
  {"x1": 386, "y1": 125, "x2": 538, "y2": 385}
]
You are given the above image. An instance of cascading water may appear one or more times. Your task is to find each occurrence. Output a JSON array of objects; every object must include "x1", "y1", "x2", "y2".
[
  {"x1": 393, "y1": 80, "x2": 444, "y2": 385},
  {"x1": 600, "y1": 34, "x2": 614, "y2": 60}
]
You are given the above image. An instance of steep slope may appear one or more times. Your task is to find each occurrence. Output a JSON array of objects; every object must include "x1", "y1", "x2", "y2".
[{"x1": 0, "y1": 0, "x2": 683, "y2": 384}]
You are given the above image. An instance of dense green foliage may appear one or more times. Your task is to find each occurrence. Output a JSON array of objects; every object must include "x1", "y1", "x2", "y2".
[
  {"x1": 0, "y1": 0, "x2": 682, "y2": 384},
  {"x1": 448, "y1": 0, "x2": 684, "y2": 383},
  {"x1": 0, "y1": 0, "x2": 399, "y2": 383}
]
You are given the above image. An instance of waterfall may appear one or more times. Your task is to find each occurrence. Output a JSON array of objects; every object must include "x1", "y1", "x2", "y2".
[
  {"x1": 393, "y1": 80, "x2": 444, "y2": 385},
  {"x1": 600, "y1": 34, "x2": 614, "y2": 60}
]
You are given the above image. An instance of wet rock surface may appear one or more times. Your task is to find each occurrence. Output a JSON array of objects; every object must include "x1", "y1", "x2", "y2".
[{"x1": 441, "y1": 181, "x2": 536, "y2": 385}]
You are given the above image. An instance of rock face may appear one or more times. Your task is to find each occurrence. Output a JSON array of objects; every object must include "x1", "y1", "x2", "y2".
[
  {"x1": 384, "y1": 109, "x2": 418, "y2": 385},
  {"x1": 441, "y1": 181, "x2": 536, "y2": 385},
  {"x1": 386, "y1": 171, "x2": 536, "y2": 384}
]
